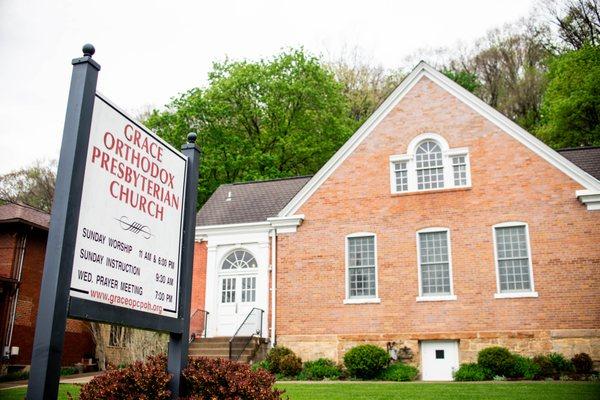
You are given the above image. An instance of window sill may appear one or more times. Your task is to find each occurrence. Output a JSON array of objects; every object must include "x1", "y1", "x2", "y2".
[
  {"x1": 416, "y1": 295, "x2": 457, "y2": 302},
  {"x1": 391, "y1": 186, "x2": 471, "y2": 197},
  {"x1": 343, "y1": 298, "x2": 381, "y2": 305},
  {"x1": 494, "y1": 291, "x2": 538, "y2": 299}
]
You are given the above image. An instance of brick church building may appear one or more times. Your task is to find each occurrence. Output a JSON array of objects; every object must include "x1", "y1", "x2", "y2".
[{"x1": 191, "y1": 62, "x2": 600, "y2": 380}]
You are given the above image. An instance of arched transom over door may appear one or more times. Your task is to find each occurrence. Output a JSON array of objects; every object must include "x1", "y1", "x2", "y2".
[
  {"x1": 222, "y1": 250, "x2": 258, "y2": 270},
  {"x1": 216, "y1": 249, "x2": 259, "y2": 336}
]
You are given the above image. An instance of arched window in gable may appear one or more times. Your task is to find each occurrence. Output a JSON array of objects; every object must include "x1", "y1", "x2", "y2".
[
  {"x1": 389, "y1": 134, "x2": 470, "y2": 194},
  {"x1": 415, "y1": 140, "x2": 444, "y2": 190}
]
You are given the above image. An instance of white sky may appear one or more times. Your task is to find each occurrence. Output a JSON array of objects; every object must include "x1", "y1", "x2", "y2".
[{"x1": 0, "y1": 0, "x2": 536, "y2": 173}]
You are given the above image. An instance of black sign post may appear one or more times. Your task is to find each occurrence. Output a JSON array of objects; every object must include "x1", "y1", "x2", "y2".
[
  {"x1": 26, "y1": 45, "x2": 199, "y2": 400},
  {"x1": 167, "y1": 132, "x2": 200, "y2": 398},
  {"x1": 27, "y1": 44, "x2": 100, "y2": 400}
]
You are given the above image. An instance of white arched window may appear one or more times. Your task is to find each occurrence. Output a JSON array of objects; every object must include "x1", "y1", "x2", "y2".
[
  {"x1": 221, "y1": 249, "x2": 257, "y2": 270},
  {"x1": 389, "y1": 134, "x2": 470, "y2": 194},
  {"x1": 415, "y1": 140, "x2": 444, "y2": 190}
]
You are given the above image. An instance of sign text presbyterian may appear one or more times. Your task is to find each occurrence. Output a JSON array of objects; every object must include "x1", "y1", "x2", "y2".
[{"x1": 69, "y1": 94, "x2": 187, "y2": 318}]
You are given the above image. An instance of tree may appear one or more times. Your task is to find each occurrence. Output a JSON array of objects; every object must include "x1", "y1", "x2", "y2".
[
  {"x1": 146, "y1": 49, "x2": 357, "y2": 206},
  {"x1": 0, "y1": 160, "x2": 56, "y2": 212},
  {"x1": 442, "y1": 18, "x2": 553, "y2": 131},
  {"x1": 537, "y1": 45, "x2": 600, "y2": 148},
  {"x1": 327, "y1": 56, "x2": 404, "y2": 123},
  {"x1": 443, "y1": 69, "x2": 480, "y2": 93},
  {"x1": 544, "y1": 0, "x2": 600, "y2": 49}
]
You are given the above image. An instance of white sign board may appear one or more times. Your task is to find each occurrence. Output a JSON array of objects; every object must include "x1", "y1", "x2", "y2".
[{"x1": 69, "y1": 94, "x2": 187, "y2": 318}]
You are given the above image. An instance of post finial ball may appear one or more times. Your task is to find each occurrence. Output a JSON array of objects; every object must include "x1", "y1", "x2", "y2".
[
  {"x1": 82, "y1": 43, "x2": 95, "y2": 57},
  {"x1": 187, "y1": 132, "x2": 197, "y2": 143}
]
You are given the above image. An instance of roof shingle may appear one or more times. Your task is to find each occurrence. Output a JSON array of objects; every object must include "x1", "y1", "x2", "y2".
[
  {"x1": 196, "y1": 176, "x2": 311, "y2": 226},
  {"x1": 0, "y1": 203, "x2": 50, "y2": 230},
  {"x1": 558, "y1": 146, "x2": 600, "y2": 181}
]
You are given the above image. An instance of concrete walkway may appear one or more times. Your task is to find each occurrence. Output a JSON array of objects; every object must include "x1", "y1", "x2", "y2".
[{"x1": 0, "y1": 371, "x2": 100, "y2": 390}]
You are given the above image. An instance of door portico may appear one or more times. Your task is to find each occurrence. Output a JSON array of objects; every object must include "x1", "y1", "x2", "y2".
[{"x1": 200, "y1": 226, "x2": 270, "y2": 339}]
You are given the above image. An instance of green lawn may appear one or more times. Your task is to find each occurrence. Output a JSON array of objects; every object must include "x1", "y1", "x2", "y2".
[
  {"x1": 276, "y1": 382, "x2": 600, "y2": 400},
  {"x1": 1, "y1": 382, "x2": 598, "y2": 400},
  {"x1": 0, "y1": 384, "x2": 80, "y2": 400}
]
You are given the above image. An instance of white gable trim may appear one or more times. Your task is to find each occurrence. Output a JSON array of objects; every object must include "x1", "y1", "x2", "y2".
[{"x1": 279, "y1": 62, "x2": 600, "y2": 217}]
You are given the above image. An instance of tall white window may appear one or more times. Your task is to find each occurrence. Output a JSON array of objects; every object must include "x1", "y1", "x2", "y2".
[
  {"x1": 416, "y1": 141, "x2": 444, "y2": 190},
  {"x1": 389, "y1": 134, "x2": 470, "y2": 194},
  {"x1": 345, "y1": 234, "x2": 379, "y2": 303},
  {"x1": 416, "y1": 228, "x2": 456, "y2": 301},
  {"x1": 452, "y1": 155, "x2": 468, "y2": 187},
  {"x1": 393, "y1": 161, "x2": 408, "y2": 192},
  {"x1": 493, "y1": 222, "x2": 537, "y2": 298}
]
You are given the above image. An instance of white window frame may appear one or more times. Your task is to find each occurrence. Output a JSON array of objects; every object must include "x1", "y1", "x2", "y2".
[
  {"x1": 492, "y1": 222, "x2": 538, "y2": 299},
  {"x1": 389, "y1": 133, "x2": 471, "y2": 194},
  {"x1": 416, "y1": 227, "x2": 457, "y2": 302},
  {"x1": 344, "y1": 232, "x2": 381, "y2": 304}
]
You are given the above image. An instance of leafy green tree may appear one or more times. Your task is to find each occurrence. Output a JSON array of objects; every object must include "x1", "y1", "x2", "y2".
[
  {"x1": 537, "y1": 45, "x2": 600, "y2": 148},
  {"x1": 443, "y1": 69, "x2": 481, "y2": 93},
  {"x1": 146, "y1": 49, "x2": 357, "y2": 206}
]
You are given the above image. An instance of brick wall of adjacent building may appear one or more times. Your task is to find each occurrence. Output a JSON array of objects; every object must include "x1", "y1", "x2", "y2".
[
  {"x1": 275, "y1": 76, "x2": 600, "y2": 365},
  {"x1": 0, "y1": 232, "x2": 17, "y2": 278},
  {"x1": 1, "y1": 225, "x2": 95, "y2": 367}
]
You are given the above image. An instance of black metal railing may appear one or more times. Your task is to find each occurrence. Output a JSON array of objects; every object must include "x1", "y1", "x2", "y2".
[
  {"x1": 229, "y1": 308, "x2": 264, "y2": 361},
  {"x1": 189, "y1": 309, "x2": 209, "y2": 343}
]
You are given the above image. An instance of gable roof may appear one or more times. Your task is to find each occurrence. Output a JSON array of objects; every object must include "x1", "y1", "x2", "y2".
[
  {"x1": 0, "y1": 203, "x2": 50, "y2": 230},
  {"x1": 558, "y1": 147, "x2": 600, "y2": 181},
  {"x1": 196, "y1": 176, "x2": 311, "y2": 226},
  {"x1": 278, "y1": 61, "x2": 600, "y2": 216}
]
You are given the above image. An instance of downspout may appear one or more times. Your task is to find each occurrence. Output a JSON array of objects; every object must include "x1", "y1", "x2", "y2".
[
  {"x1": 270, "y1": 229, "x2": 277, "y2": 346},
  {"x1": 5, "y1": 231, "x2": 27, "y2": 357}
]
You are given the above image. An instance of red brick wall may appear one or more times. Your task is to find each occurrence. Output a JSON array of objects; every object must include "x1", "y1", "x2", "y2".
[
  {"x1": 2, "y1": 226, "x2": 95, "y2": 366},
  {"x1": 190, "y1": 241, "x2": 207, "y2": 335},
  {"x1": 276, "y1": 77, "x2": 600, "y2": 338},
  {"x1": 0, "y1": 232, "x2": 17, "y2": 278}
]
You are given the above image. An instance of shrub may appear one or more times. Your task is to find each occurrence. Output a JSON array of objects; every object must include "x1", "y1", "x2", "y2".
[
  {"x1": 377, "y1": 363, "x2": 419, "y2": 381},
  {"x1": 343, "y1": 344, "x2": 389, "y2": 379},
  {"x1": 0, "y1": 370, "x2": 29, "y2": 383},
  {"x1": 512, "y1": 355, "x2": 541, "y2": 380},
  {"x1": 548, "y1": 352, "x2": 574, "y2": 373},
  {"x1": 298, "y1": 358, "x2": 342, "y2": 380},
  {"x1": 533, "y1": 355, "x2": 555, "y2": 378},
  {"x1": 572, "y1": 353, "x2": 594, "y2": 374},
  {"x1": 183, "y1": 357, "x2": 284, "y2": 400},
  {"x1": 80, "y1": 354, "x2": 171, "y2": 400},
  {"x1": 477, "y1": 347, "x2": 516, "y2": 377},
  {"x1": 453, "y1": 363, "x2": 490, "y2": 381},
  {"x1": 279, "y1": 353, "x2": 303, "y2": 377},
  {"x1": 60, "y1": 367, "x2": 78, "y2": 376},
  {"x1": 266, "y1": 346, "x2": 295, "y2": 374},
  {"x1": 251, "y1": 359, "x2": 271, "y2": 372}
]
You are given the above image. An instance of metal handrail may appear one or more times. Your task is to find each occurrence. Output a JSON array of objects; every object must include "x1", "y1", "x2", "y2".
[
  {"x1": 229, "y1": 307, "x2": 264, "y2": 361},
  {"x1": 189, "y1": 309, "x2": 209, "y2": 343}
]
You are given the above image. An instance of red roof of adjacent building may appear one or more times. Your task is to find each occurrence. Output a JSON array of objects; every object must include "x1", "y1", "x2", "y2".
[{"x1": 0, "y1": 203, "x2": 50, "y2": 230}]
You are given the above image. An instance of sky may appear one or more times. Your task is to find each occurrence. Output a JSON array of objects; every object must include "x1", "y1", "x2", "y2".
[{"x1": 0, "y1": 0, "x2": 537, "y2": 174}]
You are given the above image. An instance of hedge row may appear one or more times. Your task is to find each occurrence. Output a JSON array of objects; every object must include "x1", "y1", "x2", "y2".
[
  {"x1": 454, "y1": 347, "x2": 596, "y2": 381},
  {"x1": 254, "y1": 344, "x2": 418, "y2": 381}
]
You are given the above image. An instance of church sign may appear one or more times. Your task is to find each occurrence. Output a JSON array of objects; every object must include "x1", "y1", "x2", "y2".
[
  {"x1": 70, "y1": 94, "x2": 186, "y2": 318},
  {"x1": 27, "y1": 45, "x2": 199, "y2": 400}
]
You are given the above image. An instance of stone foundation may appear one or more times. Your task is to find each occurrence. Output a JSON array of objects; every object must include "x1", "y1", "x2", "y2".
[{"x1": 278, "y1": 329, "x2": 600, "y2": 369}]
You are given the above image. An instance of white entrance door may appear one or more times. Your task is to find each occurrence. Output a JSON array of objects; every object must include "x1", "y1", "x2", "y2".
[
  {"x1": 421, "y1": 340, "x2": 459, "y2": 381},
  {"x1": 216, "y1": 249, "x2": 260, "y2": 336}
]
